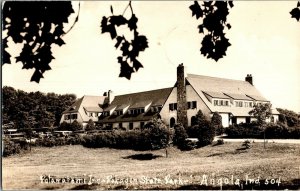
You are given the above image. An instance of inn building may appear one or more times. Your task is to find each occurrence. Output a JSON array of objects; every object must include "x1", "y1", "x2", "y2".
[{"x1": 60, "y1": 64, "x2": 279, "y2": 129}]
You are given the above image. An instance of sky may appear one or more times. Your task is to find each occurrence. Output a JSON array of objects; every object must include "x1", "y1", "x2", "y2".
[{"x1": 2, "y1": 1, "x2": 300, "y2": 112}]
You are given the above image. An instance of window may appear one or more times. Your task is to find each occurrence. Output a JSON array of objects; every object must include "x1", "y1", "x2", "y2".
[
  {"x1": 71, "y1": 114, "x2": 77, "y2": 119},
  {"x1": 225, "y1": 101, "x2": 229, "y2": 106},
  {"x1": 235, "y1": 101, "x2": 243, "y2": 107},
  {"x1": 129, "y1": 123, "x2": 133, "y2": 130},
  {"x1": 103, "y1": 111, "x2": 109, "y2": 116},
  {"x1": 239, "y1": 102, "x2": 243, "y2": 107},
  {"x1": 214, "y1": 100, "x2": 218, "y2": 106},
  {"x1": 117, "y1": 110, "x2": 123, "y2": 115},
  {"x1": 119, "y1": 123, "x2": 122, "y2": 128},
  {"x1": 89, "y1": 112, "x2": 93, "y2": 117},
  {"x1": 169, "y1": 103, "x2": 177, "y2": 111},
  {"x1": 187, "y1": 102, "x2": 191, "y2": 109},
  {"x1": 140, "y1": 122, "x2": 145, "y2": 128},
  {"x1": 64, "y1": 114, "x2": 70, "y2": 120},
  {"x1": 249, "y1": 102, "x2": 253, "y2": 107},
  {"x1": 188, "y1": 101, "x2": 197, "y2": 109},
  {"x1": 244, "y1": 102, "x2": 249, "y2": 107},
  {"x1": 220, "y1": 100, "x2": 223, "y2": 106}
]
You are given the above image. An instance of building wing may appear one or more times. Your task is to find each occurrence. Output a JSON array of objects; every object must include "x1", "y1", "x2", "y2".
[{"x1": 187, "y1": 74, "x2": 269, "y2": 116}]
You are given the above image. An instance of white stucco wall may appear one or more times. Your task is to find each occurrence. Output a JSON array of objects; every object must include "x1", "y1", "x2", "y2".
[{"x1": 220, "y1": 113, "x2": 229, "y2": 127}]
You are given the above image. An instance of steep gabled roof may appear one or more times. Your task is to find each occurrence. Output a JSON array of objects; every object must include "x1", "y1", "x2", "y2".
[
  {"x1": 63, "y1": 95, "x2": 106, "y2": 114},
  {"x1": 187, "y1": 74, "x2": 269, "y2": 116},
  {"x1": 99, "y1": 88, "x2": 173, "y2": 123},
  {"x1": 63, "y1": 97, "x2": 84, "y2": 114}
]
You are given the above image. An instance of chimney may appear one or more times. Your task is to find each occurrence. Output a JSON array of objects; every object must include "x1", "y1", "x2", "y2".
[
  {"x1": 245, "y1": 74, "x2": 253, "y2": 85},
  {"x1": 108, "y1": 90, "x2": 114, "y2": 104},
  {"x1": 176, "y1": 64, "x2": 188, "y2": 127}
]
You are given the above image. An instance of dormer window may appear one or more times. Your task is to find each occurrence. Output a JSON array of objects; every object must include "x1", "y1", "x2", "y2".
[
  {"x1": 103, "y1": 111, "x2": 110, "y2": 116},
  {"x1": 214, "y1": 99, "x2": 229, "y2": 106},
  {"x1": 117, "y1": 110, "x2": 123, "y2": 115}
]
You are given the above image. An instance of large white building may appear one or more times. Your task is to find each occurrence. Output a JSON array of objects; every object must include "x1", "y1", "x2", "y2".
[{"x1": 60, "y1": 64, "x2": 279, "y2": 129}]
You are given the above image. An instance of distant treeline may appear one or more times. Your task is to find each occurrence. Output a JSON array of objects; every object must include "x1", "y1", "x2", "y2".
[{"x1": 2, "y1": 86, "x2": 77, "y2": 129}]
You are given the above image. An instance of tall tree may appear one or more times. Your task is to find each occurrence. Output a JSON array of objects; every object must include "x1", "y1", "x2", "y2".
[{"x1": 249, "y1": 103, "x2": 272, "y2": 148}]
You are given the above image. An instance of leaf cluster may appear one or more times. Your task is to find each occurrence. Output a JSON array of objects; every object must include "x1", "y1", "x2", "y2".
[
  {"x1": 2, "y1": 2, "x2": 77, "y2": 83},
  {"x1": 248, "y1": 103, "x2": 272, "y2": 126},
  {"x1": 290, "y1": 1, "x2": 300, "y2": 21},
  {"x1": 101, "y1": 2, "x2": 148, "y2": 80},
  {"x1": 189, "y1": 1, "x2": 233, "y2": 61}
]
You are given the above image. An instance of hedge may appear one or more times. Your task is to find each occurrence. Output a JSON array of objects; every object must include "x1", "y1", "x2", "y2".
[{"x1": 225, "y1": 122, "x2": 300, "y2": 139}]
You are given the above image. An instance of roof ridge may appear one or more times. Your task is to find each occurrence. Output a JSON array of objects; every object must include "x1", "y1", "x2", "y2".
[
  {"x1": 187, "y1": 73, "x2": 248, "y2": 83},
  {"x1": 114, "y1": 87, "x2": 173, "y2": 97}
]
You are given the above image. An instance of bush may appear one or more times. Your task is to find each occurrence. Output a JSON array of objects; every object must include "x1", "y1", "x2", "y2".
[
  {"x1": 211, "y1": 112, "x2": 224, "y2": 135},
  {"x1": 3, "y1": 138, "x2": 21, "y2": 157},
  {"x1": 70, "y1": 120, "x2": 83, "y2": 131},
  {"x1": 85, "y1": 119, "x2": 96, "y2": 131},
  {"x1": 67, "y1": 134, "x2": 84, "y2": 145},
  {"x1": 59, "y1": 121, "x2": 71, "y2": 131},
  {"x1": 225, "y1": 122, "x2": 263, "y2": 138},
  {"x1": 241, "y1": 140, "x2": 251, "y2": 149},
  {"x1": 179, "y1": 139, "x2": 197, "y2": 151},
  {"x1": 173, "y1": 123, "x2": 188, "y2": 147},
  {"x1": 196, "y1": 124, "x2": 215, "y2": 147},
  {"x1": 215, "y1": 139, "x2": 225, "y2": 146},
  {"x1": 265, "y1": 123, "x2": 289, "y2": 138},
  {"x1": 82, "y1": 118, "x2": 173, "y2": 151}
]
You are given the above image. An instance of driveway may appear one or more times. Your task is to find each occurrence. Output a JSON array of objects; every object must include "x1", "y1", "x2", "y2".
[{"x1": 214, "y1": 135, "x2": 300, "y2": 144}]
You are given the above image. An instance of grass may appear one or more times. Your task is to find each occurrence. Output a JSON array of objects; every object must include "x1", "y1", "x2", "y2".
[{"x1": 3, "y1": 141, "x2": 300, "y2": 190}]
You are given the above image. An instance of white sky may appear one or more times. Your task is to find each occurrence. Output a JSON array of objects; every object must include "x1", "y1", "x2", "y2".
[{"x1": 2, "y1": 1, "x2": 300, "y2": 112}]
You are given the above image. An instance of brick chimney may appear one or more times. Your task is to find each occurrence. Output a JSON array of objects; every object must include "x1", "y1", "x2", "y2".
[
  {"x1": 245, "y1": 74, "x2": 253, "y2": 85},
  {"x1": 108, "y1": 90, "x2": 114, "y2": 104},
  {"x1": 177, "y1": 64, "x2": 188, "y2": 127}
]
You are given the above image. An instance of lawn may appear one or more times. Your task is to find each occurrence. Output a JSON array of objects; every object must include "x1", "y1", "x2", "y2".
[{"x1": 2, "y1": 141, "x2": 300, "y2": 190}]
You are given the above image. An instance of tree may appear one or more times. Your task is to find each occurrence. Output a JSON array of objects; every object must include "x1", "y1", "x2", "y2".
[
  {"x1": 2, "y1": 1, "x2": 298, "y2": 82},
  {"x1": 277, "y1": 108, "x2": 299, "y2": 127},
  {"x1": 2, "y1": 1, "x2": 78, "y2": 83},
  {"x1": 189, "y1": 1, "x2": 233, "y2": 61},
  {"x1": 188, "y1": 110, "x2": 215, "y2": 147},
  {"x1": 85, "y1": 119, "x2": 96, "y2": 131},
  {"x1": 143, "y1": 118, "x2": 173, "y2": 156},
  {"x1": 211, "y1": 112, "x2": 224, "y2": 135},
  {"x1": 2, "y1": 86, "x2": 76, "y2": 129},
  {"x1": 2, "y1": 1, "x2": 233, "y2": 82},
  {"x1": 173, "y1": 123, "x2": 188, "y2": 147},
  {"x1": 249, "y1": 103, "x2": 272, "y2": 148}
]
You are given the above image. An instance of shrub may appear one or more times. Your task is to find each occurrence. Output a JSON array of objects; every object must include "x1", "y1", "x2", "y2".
[
  {"x1": 3, "y1": 138, "x2": 21, "y2": 157},
  {"x1": 265, "y1": 123, "x2": 289, "y2": 138},
  {"x1": 59, "y1": 121, "x2": 71, "y2": 131},
  {"x1": 179, "y1": 139, "x2": 197, "y2": 151},
  {"x1": 225, "y1": 122, "x2": 263, "y2": 138},
  {"x1": 215, "y1": 139, "x2": 225, "y2": 146},
  {"x1": 82, "y1": 118, "x2": 172, "y2": 151},
  {"x1": 288, "y1": 126, "x2": 300, "y2": 139},
  {"x1": 173, "y1": 123, "x2": 188, "y2": 147},
  {"x1": 70, "y1": 120, "x2": 83, "y2": 131},
  {"x1": 196, "y1": 124, "x2": 215, "y2": 147},
  {"x1": 211, "y1": 112, "x2": 224, "y2": 135},
  {"x1": 241, "y1": 140, "x2": 251, "y2": 149},
  {"x1": 67, "y1": 134, "x2": 84, "y2": 145},
  {"x1": 85, "y1": 119, "x2": 96, "y2": 131}
]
